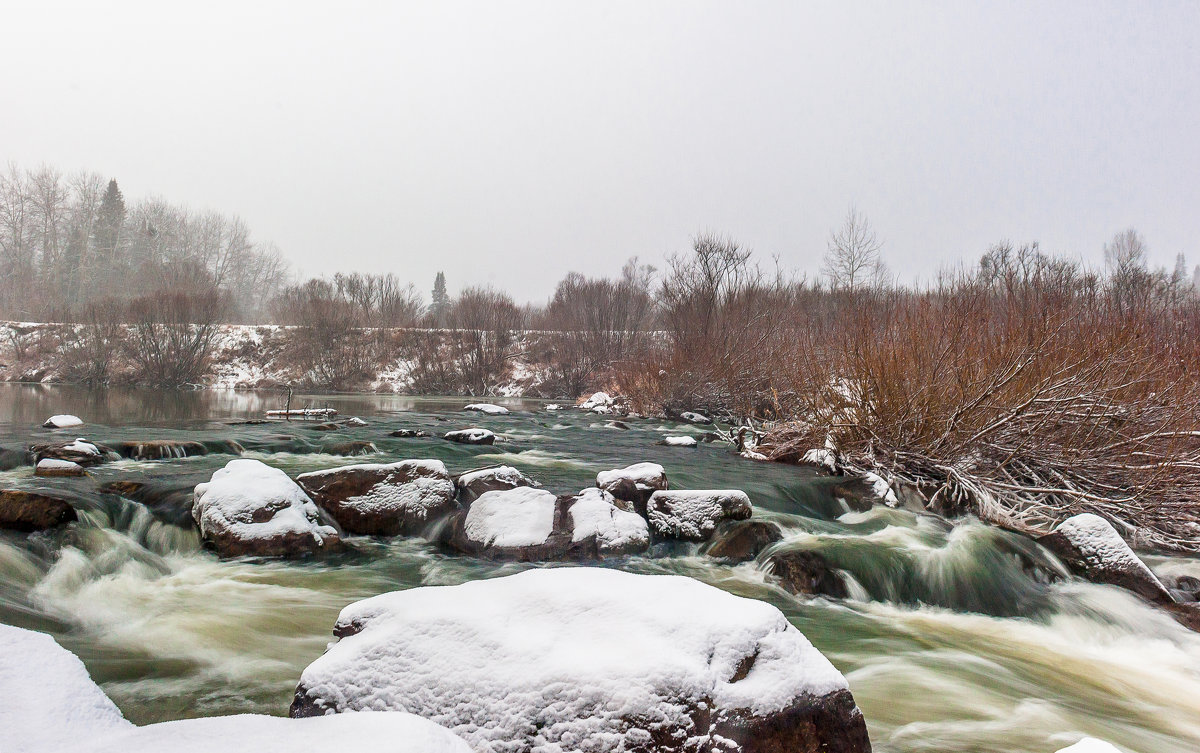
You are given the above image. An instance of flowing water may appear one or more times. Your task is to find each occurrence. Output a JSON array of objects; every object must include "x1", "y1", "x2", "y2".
[{"x1": 1, "y1": 383, "x2": 1198, "y2": 753}]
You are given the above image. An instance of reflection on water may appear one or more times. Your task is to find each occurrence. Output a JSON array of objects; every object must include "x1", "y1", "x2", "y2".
[{"x1": 1, "y1": 384, "x2": 1199, "y2": 753}]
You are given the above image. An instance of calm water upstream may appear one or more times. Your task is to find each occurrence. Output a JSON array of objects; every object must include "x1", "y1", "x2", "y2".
[{"x1": 1, "y1": 384, "x2": 1198, "y2": 753}]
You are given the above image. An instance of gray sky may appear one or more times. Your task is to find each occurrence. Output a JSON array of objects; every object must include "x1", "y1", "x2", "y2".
[{"x1": 3, "y1": 1, "x2": 1198, "y2": 302}]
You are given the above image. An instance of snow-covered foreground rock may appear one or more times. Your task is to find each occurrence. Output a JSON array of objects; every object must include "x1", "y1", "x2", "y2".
[
  {"x1": 647, "y1": 489, "x2": 754, "y2": 542},
  {"x1": 193, "y1": 459, "x2": 341, "y2": 558},
  {"x1": 443, "y1": 428, "x2": 495, "y2": 445},
  {"x1": 455, "y1": 464, "x2": 539, "y2": 503},
  {"x1": 290, "y1": 568, "x2": 870, "y2": 753},
  {"x1": 596, "y1": 461, "x2": 667, "y2": 515},
  {"x1": 297, "y1": 460, "x2": 456, "y2": 536},
  {"x1": 1038, "y1": 513, "x2": 1173, "y2": 603},
  {"x1": 447, "y1": 486, "x2": 649, "y2": 560},
  {"x1": 0, "y1": 623, "x2": 471, "y2": 753}
]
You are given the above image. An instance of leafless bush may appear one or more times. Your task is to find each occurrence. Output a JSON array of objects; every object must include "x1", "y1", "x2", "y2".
[
  {"x1": 58, "y1": 301, "x2": 125, "y2": 385},
  {"x1": 123, "y1": 289, "x2": 228, "y2": 387}
]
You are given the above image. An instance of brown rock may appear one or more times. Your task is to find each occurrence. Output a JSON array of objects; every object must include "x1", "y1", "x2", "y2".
[
  {"x1": 766, "y1": 550, "x2": 848, "y2": 598},
  {"x1": 705, "y1": 520, "x2": 784, "y2": 562},
  {"x1": 114, "y1": 440, "x2": 208, "y2": 460},
  {"x1": 296, "y1": 460, "x2": 456, "y2": 536},
  {"x1": 319, "y1": 441, "x2": 378, "y2": 457},
  {"x1": 0, "y1": 490, "x2": 77, "y2": 531}
]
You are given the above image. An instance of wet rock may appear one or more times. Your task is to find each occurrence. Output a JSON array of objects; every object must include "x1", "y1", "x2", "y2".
[
  {"x1": 114, "y1": 440, "x2": 208, "y2": 460},
  {"x1": 443, "y1": 428, "x2": 495, "y2": 445},
  {"x1": 389, "y1": 428, "x2": 431, "y2": 438},
  {"x1": 0, "y1": 447, "x2": 27, "y2": 471},
  {"x1": 766, "y1": 550, "x2": 848, "y2": 598},
  {"x1": 0, "y1": 489, "x2": 78, "y2": 531},
  {"x1": 680, "y1": 411, "x2": 713, "y2": 424},
  {"x1": 646, "y1": 489, "x2": 753, "y2": 542},
  {"x1": 1161, "y1": 602, "x2": 1200, "y2": 632},
  {"x1": 98, "y1": 479, "x2": 197, "y2": 527},
  {"x1": 596, "y1": 461, "x2": 667, "y2": 516},
  {"x1": 296, "y1": 460, "x2": 456, "y2": 536},
  {"x1": 455, "y1": 464, "x2": 539, "y2": 504},
  {"x1": 30, "y1": 438, "x2": 112, "y2": 466},
  {"x1": 704, "y1": 520, "x2": 784, "y2": 562},
  {"x1": 289, "y1": 568, "x2": 871, "y2": 753},
  {"x1": 192, "y1": 458, "x2": 341, "y2": 558},
  {"x1": 606, "y1": 420, "x2": 631, "y2": 430},
  {"x1": 307, "y1": 422, "x2": 340, "y2": 432},
  {"x1": 34, "y1": 458, "x2": 87, "y2": 477},
  {"x1": 1037, "y1": 513, "x2": 1173, "y2": 603},
  {"x1": 446, "y1": 487, "x2": 649, "y2": 561},
  {"x1": 1164, "y1": 574, "x2": 1200, "y2": 603},
  {"x1": 319, "y1": 440, "x2": 377, "y2": 456},
  {"x1": 42, "y1": 414, "x2": 83, "y2": 428}
]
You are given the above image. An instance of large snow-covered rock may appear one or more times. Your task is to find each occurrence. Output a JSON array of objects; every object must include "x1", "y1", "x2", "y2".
[
  {"x1": 31, "y1": 437, "x2": 110, "y2": 466},
  {"x1": 448, "y1": 487, "x2": 649, "y2": 560},
  {"x1": 646, "y1": 490, "x2": 754, "y2": 542},
  {"x1": 443, "y1": 428, "x2": 496, "y2": 445},
  {"x1": 1038, "y1": 513, "x2": 1173, "y2": 603},
  {"x1": 596, "y1": 461, "x2": 667, "y2": 515},
  {"x1": 0, "y1": 489, "x2": 78, "y2": 531},
  {"x1": 297, "y1": 460, "x2": 456, "y2": 536},
  {"x1": 579, "y1": 391, "x2": 613, "y2": 410},
  {"x1": 35, "y1": 458, "x2": 87, "y2": 477},
  {"x1": 463, "y1": 403, "x2": 509, "y2": 415},
  {"x1": 290, "y1": 568, "x2": 870, "y2": 753},
  {"x1": 0, "y1": 623, "x2": 132, "y2": 753},
  {"x1": 455, "y1": 464, "x2": 540, "y2": 504},
  {"x1": 193, "y1": 459, "x2": 341, "y2": 558},
  {"x1": 42, "y1": 414, "x2": 83, "y2": 429}
]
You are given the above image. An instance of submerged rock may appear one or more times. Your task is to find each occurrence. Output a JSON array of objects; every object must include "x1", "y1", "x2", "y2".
[
  {"x1": 34, "y1": 458, "x2": 87, "y2": 477},
  {"x1": 192, "y1": 459, "x2": 341, "y2": 558},
  {"x1": 114, "y1": 440, "x2": 208, "y2": 460},
  {"x1": 443, "y1": 428, "x2": 495, "y2": 445},
  {"x1": 447, "y1": 486, "x2": 649, "y2": 561},
  {"x1": 766, "y1": 550, "x2": 848, "y2": 598},
  {"x1": 307, "y1": 422, "x2": 340, "y2": 432},
  {"x1": 290, "y1": 568, "x2": 870, "y2": 753},
  {"x1": 0, "y1": 489, "x2": 78, "y2": 531},
  {"x1": 705, "y1": 520, "x2": 784, "y2": 562},
  {"x1": 455, "y1": 464, "x2": 539, "y2": 504},
  {"x1": 296, "y1": 460, "x2": 456, "y2": 536},
  {"x1": 319, "y1": 440, "x2": 377, "y2": 457},
  {"x1": 646, "y1": 489, "x2": 753, "y2": 542},
  {"x1": 42, "y1": 414, "x2": 83, "y2": 429},
  {"x1": 1038, "y1": 513, "x2": 1173, "y2": 603},
  {"x1": 596, "y1": 461, "x2": 667, "y2": 516}
]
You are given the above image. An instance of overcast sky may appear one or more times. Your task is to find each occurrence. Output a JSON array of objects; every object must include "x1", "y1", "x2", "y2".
[{"x1": 3, "y1": 1, "x2": 1198, "y2": 301}]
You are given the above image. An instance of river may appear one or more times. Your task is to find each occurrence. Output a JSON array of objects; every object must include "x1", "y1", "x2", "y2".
[{"x1": 1, "y1": 383, "x2": 1198, "y2": 753}]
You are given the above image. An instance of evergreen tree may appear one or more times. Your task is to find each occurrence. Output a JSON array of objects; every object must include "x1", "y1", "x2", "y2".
[
  {"x1": 430, "y1": 271, "x2": 450, "y2": 325},
  {"x1": 95, "y1": 178, "x2": 126, "y2": 263}
]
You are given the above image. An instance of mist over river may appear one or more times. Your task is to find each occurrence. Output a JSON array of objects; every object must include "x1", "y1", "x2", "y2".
[{"x1": 1, "y1": 384, "x2": 1198, "y2": 753}]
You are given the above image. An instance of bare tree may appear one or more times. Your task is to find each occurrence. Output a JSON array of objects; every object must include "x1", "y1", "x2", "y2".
[{"x1": 822, "y1": 206, "x2": 888, "y2": 292}]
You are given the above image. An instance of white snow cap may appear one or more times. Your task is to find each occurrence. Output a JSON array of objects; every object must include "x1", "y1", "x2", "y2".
[
  {"x1": 862, "y1": 472, "x2": 899, "y2": 506},
  {"x1": 444, "y1": 428, "x2": 495, "y2": 442},
  {"x1": 802, "y1": 447, "x2": 837, "y2": 472},
  {"x1": 464, "y1": 486, "x2": 558, "y2": 548},
  {"x1": 0, "y1": 623, "x2": 132, "y2": 753},
  {"x1": 662, "y1": 435, "x2": 698, "y2": 447},
  {"x1": 193, "y1": 459, "x2": 338, "y2": 544},
  {"x1": 37, "y1": 458, "x2": 84, "y2": 472},
  {"x1": 596, "y1": 462, "x2": 666, "y2": 491},
  {"x1": 647, "y1": 490, "x2": 753, "y2": 540},
  {"x1": 43, "y1": 414, "x2": 83, "y2": 428},
  {"x1": 1054, "y1": 514, "x2": 1159, "y2": 581},
  {"x1": 64, "y1": 438, "x2": 101, "y2": 455},
  {"x1": 544, "y1": 404, "x2": 562, "y2": 411},
  {"x1": 81, "y1": 713, "x2": 472, "y2": 753},
  {"x1": 296, "y1": 568, "x2": 848, "y2": 752},
  {"x1": 1054, "y1": 739, "x2": 1124, "y2": 753},
  {"x1": 344, "y1": 416, "x2": 368, "y2": 426},
  {"x1": 680, "y1": 411, "x2": 712, "y2": 424},
  {"x1": 568, "y1": 487, "x2": 650, "y2": 552},
  {"x1": 457, "y1": 465, "x2": 538, "y2": 489},
  {"x1": 464, "y1": 403, "x2": 510, "y2": 415},
  {"x1": 579, "y1": 391, "x2": 613, "y2": 409}
]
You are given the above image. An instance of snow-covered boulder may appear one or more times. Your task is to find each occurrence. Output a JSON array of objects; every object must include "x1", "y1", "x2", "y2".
[
  {"x1": 456, "y1": 464, "x2": 540, "y2": 504},
  {"x1": 31, "y1": 437, "x2": 110, "y2": 466},
  {"x1": 42, "y1": 414, "x2": 83, "y2": 429},
  {"x1": 705, "y1": 520, "x2": 784, "y2": 562},
  {"x1": 1038, "y1": 513, "x2": 1173, "y2": 603},
  {"x1": 297, "y1": 460, "x2": 456, "y2": 536},
  {"x1": 193, "y1": 459, "x2": 341, "y2": 558},
  {"x1": 0, "y1": 489, "x2": 78, "y2": 531},
  {"x1": 0, "y1": 623, "x2": 132, "y2": 753},
  {"x1": 464, "y1": 403, "x2": 509, "y2": 415},
  {"x1": 659, "y1": 435, "x2": 698, "y2": 447},
  {"x1": 1054, "y1": 739, "x2": 1123, "y2": 753},
  {"x1": 646, "y1": 489, "x2": 753, "y2": 542},
  {"x1": 114, "y1": 439, "x2": 209, "y2": 460},
  {"x1": 35, "y1": 458, "x2": 87, "y2": 477},
  {"x1": 290, "y1": 568, "x2": 870, "y2": 753},
  {"x1": 579, "y1": 391, "x2": 613, "y2": 410},
  {"x1": 443, "y1": 428, "x2": 496, "y2": 445},
  {"x1": 596, "y1": 461, "x2": 667, "y2": 515},
  {"x1": 679, "y1": 411, "x2": 713, "y2": 424},
  {"x1": 448, "y1": 486, "x2": 649, "y2": 560}
]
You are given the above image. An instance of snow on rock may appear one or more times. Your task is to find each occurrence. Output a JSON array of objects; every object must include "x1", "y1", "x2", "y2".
[
  {"x1": 579, "y1": 391, "x2": 613, "y2": 410},
  {"x1": 680, "y1": 411, "x2": 713, "y2": 424},
  {"x1": 456, "y1": 464, "x2": 540, "y2": 504},
  {"x1": 567, "y1": 487, "x2": 650, "y2": 556},
  {"x1": 343, "y1": 416, "x2": 368, "y2": 427},
  {"x1": 0, "y1": 489, "x2": 78, "y2": 531},
  {"x1": 1038, "y1": 513, "x2": 1173, "y2": 603},
  {"x1": 443, "y1": 428, "x2": 496, "y2": 445},
  {"x1": 596, "y1": 461, "x2": 668, "y2": 515},
  {"x1": 297, "y1": 460, "x2": 456, "y2": 536},
  {"x1": 193, "y1": 459, "x2": 341, "y2": 558},
  {"x1": 32, "y1": 437, "x2": 109, "y2": 466},
  {"x1": 1054, "y1": 739, "x2": 1124, "y2": 753},
  {"x1": 660, "y1": 435, "x2": 698, "y2": 447},
  {"x1": 42, "y1": 414, "x2": 83, "y2": 428},
  {"x1": 35, "y1": 457, "x2": 87, "y2": 477},
  {"x1": 544, "y1": 404, "x2": 562, "y2": 411},
  {"x1": 290, "y1": 568, "x2": 870, "y2": 753},
  {"x1": 801, "y1": 447, "x2": 837, "y2": 473},
  {"x1": 862, "y1": 471, "x2": 899, "y2": 506},
  {"x1": 0, "y1": 623, "x2": 132, "y2": 753},
  {"x1": 464, "y1": 403, "x2": 510, "y2": 415},
  {"x1": 646, "y1": 489, "x2": 753, "y2": 542}
]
